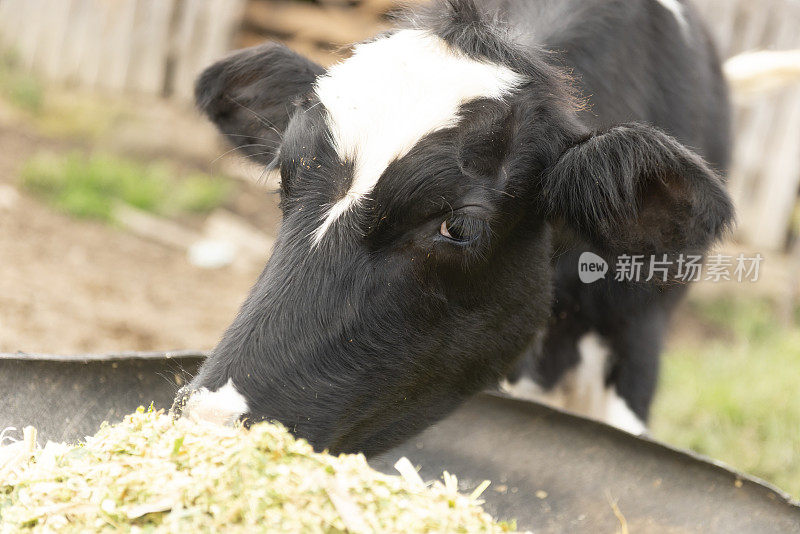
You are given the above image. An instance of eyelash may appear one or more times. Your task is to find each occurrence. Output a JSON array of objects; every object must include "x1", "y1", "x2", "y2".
[{"x1": 439, "y1": 214, "x2": 488, "y2": 245}]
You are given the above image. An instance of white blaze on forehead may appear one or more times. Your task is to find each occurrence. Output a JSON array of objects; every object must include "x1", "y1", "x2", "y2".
[
  {"x1": 312, "y1": 29, "x2": 524, "y2": 244},
  {"x1": 183, "y1": 378, "x2": 249, "y2": 426}
]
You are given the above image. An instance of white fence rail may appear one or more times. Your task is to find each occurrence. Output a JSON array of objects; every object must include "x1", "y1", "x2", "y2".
[{"x1": 0, "y1": 0, "x2": 245, "y2": 100}]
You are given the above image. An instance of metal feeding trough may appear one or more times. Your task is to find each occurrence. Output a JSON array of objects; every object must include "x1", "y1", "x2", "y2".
[
  {"x1": 0, "y1": 351, "x2": 204, "y2": 443},
  {"x1": 2, "y1": 351, "x2": 799, "y2": 533}
]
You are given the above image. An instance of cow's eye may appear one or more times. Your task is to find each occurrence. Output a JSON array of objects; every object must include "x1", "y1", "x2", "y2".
[{"x1": 439, "y1": 215, "x2": 483, "y2": 244}]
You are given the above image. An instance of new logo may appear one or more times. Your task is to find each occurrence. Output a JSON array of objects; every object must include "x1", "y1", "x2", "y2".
[{"x1": 578, "y1": 252, "x2": 608, "y2": 284}]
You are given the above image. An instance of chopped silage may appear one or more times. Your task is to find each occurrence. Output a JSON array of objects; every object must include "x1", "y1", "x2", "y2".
[{"x1": 0, "y1": 407, "x2": 514, "y2": 532}]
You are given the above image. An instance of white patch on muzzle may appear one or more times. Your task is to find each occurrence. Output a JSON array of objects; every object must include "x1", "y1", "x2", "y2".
[
  {"x1": 182, "y1": 378, "x2": 249, "y2": 426},
  {"x1": 312, "y1": 29, "x2": 523, "y2": 244}
]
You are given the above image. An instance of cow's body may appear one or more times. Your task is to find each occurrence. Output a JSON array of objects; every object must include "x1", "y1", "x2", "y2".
[
  {"x1": 490, "y1": 0, "x2": 730, "y2": 430},
  {"x1": 174, "y1": 0, "x2": 732, "y2": 454},
  {"x1": 500, "y1": 0, "x2": 730, "y2": 167}
]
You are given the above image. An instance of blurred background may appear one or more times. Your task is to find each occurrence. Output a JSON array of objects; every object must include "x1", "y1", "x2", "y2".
[{"x1": 0, "y1": 0, "x2": 798, "y2": 496}]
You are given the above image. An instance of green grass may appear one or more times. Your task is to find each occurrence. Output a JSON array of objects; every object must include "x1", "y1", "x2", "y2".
[
  {"x1": 652, "y1": 296, "x2": 800, "y2": 497},
  {"x1": 0, "y1": 51, "x2": 44, "y2": 113},
  {"x1": 0, "y1": 50, "x2": 127, "y2": 141},
  {"x1": 20, "y1": 151, "x2": 230, "y2": 221}
]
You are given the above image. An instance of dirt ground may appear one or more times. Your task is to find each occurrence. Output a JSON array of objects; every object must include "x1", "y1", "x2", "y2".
[{"x1": 0, "y1": 123, "x2": 272, "y2": 354}]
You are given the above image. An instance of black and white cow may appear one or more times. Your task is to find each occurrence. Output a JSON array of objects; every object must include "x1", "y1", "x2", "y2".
[{"x1": 174, "y1": 0, "x2": 733, "y2": 454}]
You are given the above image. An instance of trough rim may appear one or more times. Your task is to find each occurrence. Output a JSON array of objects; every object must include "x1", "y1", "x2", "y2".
[
  {"x1": 485, "y1": 390, "x2": 800, "y2": 510},
  {"x1": 2, "y1": 350, "x2": 798, "y2": 511},
  {"x1": 0, "y1": 350, "x2": 209, "y2": 362}
]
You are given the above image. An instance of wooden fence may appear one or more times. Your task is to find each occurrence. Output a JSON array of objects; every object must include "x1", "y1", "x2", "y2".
[
  {"x1": 0, "y1": 0, "x2": 245, "y2": 100},
  {"x1": 237, "y1": 0, "x2": 418, "y2": 66},
  {"x1": 695, "y1": 0, "x2": 800, "y2": 250},
  {"x1": 0, "y1": 0, "x2": 798, "y2": 250}
]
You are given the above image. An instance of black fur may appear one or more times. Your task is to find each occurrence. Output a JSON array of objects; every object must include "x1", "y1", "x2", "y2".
[
  {"x1": 195, "y1": 43, "x2": 324, "y2": 166},
  {"x1": 545, "y1": 123, "x2": 732, "y2": 256},
  {"x1": 179, "y1": 0, "x2": 733, "y2": 453}
]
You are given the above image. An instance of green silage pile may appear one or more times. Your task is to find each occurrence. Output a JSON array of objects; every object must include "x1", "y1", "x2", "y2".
[{"x1": 0, "y1": 408, "x2": 513, "y2": 533}]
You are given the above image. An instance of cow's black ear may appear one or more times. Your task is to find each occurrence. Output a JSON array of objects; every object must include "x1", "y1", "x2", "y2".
[
  {"x1": 195, "y1": 43, "x2": 325, "y2": 166},
  {"x1": 544, "y1": 123, "x2": 734, "y2": 255}
]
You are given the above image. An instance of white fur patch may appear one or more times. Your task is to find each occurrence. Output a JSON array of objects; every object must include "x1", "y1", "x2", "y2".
[
  {"x1": 503, "y1": 331, "x2": 646, "y2": 435},
  {"x1": 183, "y1": 378, "x2": 249, "y2": 426},
  {"x1": 572, "y1": 332, "x2": 609, "y2": 419},
  {"x1": 604, "y1": 390, "x2": 647, "y2": 435},
  {"x1": 655, "y1": 0, "x2": 689, "y2": 34},
  {"x1": 312, "y1": 29, "x2": 523, "y2": 244},
  {"x1": 501, "y1": 376, "x2": 567, "y2": 409}
]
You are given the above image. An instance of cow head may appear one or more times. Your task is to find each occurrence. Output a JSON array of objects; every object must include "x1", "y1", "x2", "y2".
[{"x1": 173, "y1": 1, "x2": 732, "y2": 455}]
